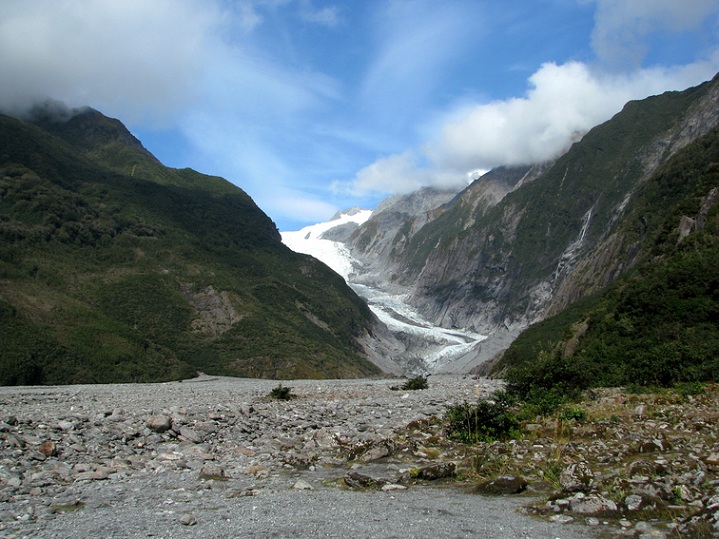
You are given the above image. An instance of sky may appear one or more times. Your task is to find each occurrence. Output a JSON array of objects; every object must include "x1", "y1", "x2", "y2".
[{"x1": 1, "y1": 1, "x2": 719, "y2": 231}]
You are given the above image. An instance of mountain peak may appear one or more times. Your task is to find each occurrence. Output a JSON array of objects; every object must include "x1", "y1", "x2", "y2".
[
  {"x1": 27, "y1": 101, "x2": 158, "y2": 163},
  {"x1": 330, "y1": 206, "x2": 367, "y2": 221}
]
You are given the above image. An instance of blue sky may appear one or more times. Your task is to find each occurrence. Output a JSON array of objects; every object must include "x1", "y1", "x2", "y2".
[{"x1": 2, "y1": 1, "x2": 719, "y2": 231}]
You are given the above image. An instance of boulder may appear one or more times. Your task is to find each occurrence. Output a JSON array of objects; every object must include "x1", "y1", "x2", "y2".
[
  {"x1": 411, "y1": 462, "x2": 456, "y2": 481},
  {"x1": 559, "y1": 462, "x2": 593, "y2": 492},
  {"x1": 569, "y1": 494, "x2": 618, "y2": 515},
  {"x1": 198, "y1": 462, "x2": 226, "y2": 481},
  {"x1": 343, "y1": 472, "x2": 388, "y2": 490},
  {"x1": 146, "y1": 415, "x2": 172, "y2": 433},
  {"x1": 475, "y1": 475, "x2": 528, "y2": 495}
]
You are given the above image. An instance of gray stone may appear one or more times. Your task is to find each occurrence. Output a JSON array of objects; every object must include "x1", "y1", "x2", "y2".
[
  {"x1": 411, "y1": 462, "x2": 455, "y2": 481},
  {"x1": 549, "y1": 514, "x2": 574, "y2": 524},
  {"x1": 198, "y1": 462, "x2": 226, "y2": 481},
  {"x1": 625, "y1": 494, "x2": 643, "y2": 511},
  {"x1": 475, "y1": 475, "x2": 528, "y2": 495},
  {"x1": 343, "y1": 472, "x2": 388, "y2": 490},
  {"x1": 569, "y1": 494, "x2": 618, "y2": 515},
  {"x1": 179, "y1": 514, "x2": 197, "y2": 526},
  {"x1": 146, "y1": 415, "x2": 172, "y2": 433},
  {"x1": 559, "y1": 462, "x2": 593, "y2": 492},
  {"x1": 178, "y1": 426, "x2": 202, "y2": 443}
]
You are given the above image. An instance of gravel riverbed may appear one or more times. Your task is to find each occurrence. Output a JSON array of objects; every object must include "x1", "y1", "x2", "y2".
[{"x1": 1, "y1": 375, "x2": 613, "y2": 538}]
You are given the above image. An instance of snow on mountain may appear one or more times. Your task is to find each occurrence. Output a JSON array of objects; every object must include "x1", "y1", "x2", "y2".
[{"x1": 281, "y1": 209, "x2": 372, "y2": 280}]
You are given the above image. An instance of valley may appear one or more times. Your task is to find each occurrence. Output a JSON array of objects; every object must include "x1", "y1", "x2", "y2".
[{"x1": 282, "y1": 211, "x2": 488, "y2": 375}]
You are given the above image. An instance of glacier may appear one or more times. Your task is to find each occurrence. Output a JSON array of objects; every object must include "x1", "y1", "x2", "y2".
[{"x1": 282, "y1": 210, "x2": 487, "y2": 374}]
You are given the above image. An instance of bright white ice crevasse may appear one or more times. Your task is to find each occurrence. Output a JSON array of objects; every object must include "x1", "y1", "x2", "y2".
[{"x1": 281, "y1": 210, "x2": 487, "y2": 374}]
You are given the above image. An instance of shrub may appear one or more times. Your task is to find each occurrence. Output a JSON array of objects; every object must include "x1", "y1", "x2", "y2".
[
  {"x1": 402, "y1": 376, "x2": 429, "y2": 390},
  {"x1": 445, "y1": 393, "x2": 520, "y2": 443},
  {"x1": 390, "y1": 375, "x2": 429, "y2": 391},
  {"x1": 675, "y1": 381, "x2": 705, "y2": 398},
  {"x1": 559, "y1": 406, "x2": 588, "y2": 422},
  {"x1": 269, "y1": 383, "x2": 293, "y2": 400}
]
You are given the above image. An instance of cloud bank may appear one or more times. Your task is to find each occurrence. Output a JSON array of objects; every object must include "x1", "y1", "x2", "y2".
[
  {"x1": 347, "y1": 0, "x2": 719, "y2": 196},
  {"x1": 1, "y1": 1, "x2": 719, "y2": 226},
  {"x1": 0, "y1": 0, "x2": 225, "y2": 123},
  {"x1": 0, "y1": 0, "x2": 344, "y2": 225}
]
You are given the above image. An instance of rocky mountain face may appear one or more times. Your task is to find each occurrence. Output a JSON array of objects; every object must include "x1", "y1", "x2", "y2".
[{"x1": 341, "y1": 74, "x2": 719, "y2": 368}]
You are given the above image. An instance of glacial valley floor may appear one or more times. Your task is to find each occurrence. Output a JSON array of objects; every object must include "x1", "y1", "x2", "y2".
[{"x1": 3, "y1": 375, "x2": 716, "y2": 538}]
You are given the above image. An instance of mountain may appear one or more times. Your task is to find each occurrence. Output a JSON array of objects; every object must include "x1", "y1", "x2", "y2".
[
  {"x1": 281, "y1": 207, "x2": 488, "y2": 376},
  {"x1": 337, "y1": 73, "x2": 719, "y2": 373},
  {"x1": 0, "y1": 107, "x2": 382, "y2": 384},
  {"x1": 493, "y1": 119, "x2": 719, "y2": 390}
]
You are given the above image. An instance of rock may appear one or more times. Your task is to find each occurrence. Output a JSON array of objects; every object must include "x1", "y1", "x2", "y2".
[
  {"x1": 292, "y1": 479, "x2": 314, "y2": 491},
  {"x1": 559, "y1": 462, "x2": 593, "y2": 493},
  {"x1": 675, "y1": 484, "x2": 694, "y2": 502},
  {"x1": 381, "y1": 483, "x2": 407, "y2": 491},
  {"x1": 73, "y1": 469, "x2": 110, "y2": 481},
  {"x1": 411, "y1": 462, "x2": 455, "y2": 481},
  {"x1": 343, "y1": 472, "x2": 388, "y2": 490},
  {"x1": 198, "y1": 462, "x2": 226, "y2": 481},
  {"x1": 56, "y1": 420, "x2": 75, "y2": 431},
  {"x1": 146, "y1": 415, "x2": 172, "y2": 433},
  {"x1": 0, "y1": 469, "x2": 22, "y2": 488},
  {"x1": 549, "y1": 514, "x2": 574, "y2": 524},
  {"x1": 705, "y1": 452, "x2": 719, "y2": 471},
  {"x1": 475, "y1": 475, "x2": 528, "y2": 495},
  {"x1": 627, "y1": 459, "x2": 662, "y2": 478},
  {"x1": 625, "y1": 494, "x2": 643, "y2": 511},
  {"x1": 178, "y1": 426, "x2": 202, "y2": 443},
  {"x1": 633, "y1": 405, "x2": 647, "y2": 417},
  {"x1": 179, "y1": 514, "x2": 197, "y2": 526},
  {"x1": 630, "y1": 480, "x2": 674, "y2": 501},
  {"x1": 569, "y1": 494, "x2": 618, "y2": 515},
  {"x1": 38, "y1": 441, "x2": 58, "y2": 458}
]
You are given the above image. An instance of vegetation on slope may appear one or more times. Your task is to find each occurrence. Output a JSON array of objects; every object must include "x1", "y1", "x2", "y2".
[
  {"x1": 401, "y1": 80, "x2": 713, "y2": 325},
  {"x1": 497, "y1": 124, "x2": 719, "y2": 400},
  {"x1": 0, "y1": 111, "x2": 380, "y2": 384}
]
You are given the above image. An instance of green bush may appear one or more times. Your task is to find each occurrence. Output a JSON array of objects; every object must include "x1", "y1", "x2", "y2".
[
  {"x1": 445, "y1": 393, "x2": 520, "y2": 443},
  {"x1": 559, "y1": 406, "x2": 588, "y2": 422},
  {"x1": 675, "y1": 381, "x2": 705, "y2": 397},
  {"x1": 402, "y1": 376, "x2": 429, "y2": 390},
  {"x1": 505, "y1": 349, "x2": 591, "y2": 406},
  {"x1": 269, "y1": 384, "x2": 294, "y2": 400}
]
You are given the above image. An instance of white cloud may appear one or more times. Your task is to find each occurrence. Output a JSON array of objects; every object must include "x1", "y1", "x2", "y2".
[
  {"x1": 0, "y1": 0, "x2": 224, "y2": 122},
  {"x1": 345, "y1": 58, "x2": 719, "y2": 196},
  {"x1": 589, "y1": 0, "x2": 719, "y2": 68},
  {"x1": 299, "y1": 1, "x2": 341, "y2": 27},
  {"x1": 269, "y1": 192, "x2": 339, "y2": 226},
  {"x1": 346, "y1": 150, "x2": 463, "y2": 196},
  {"x1": 344, "y1": 1, "x2": 719, "y2": 197}
]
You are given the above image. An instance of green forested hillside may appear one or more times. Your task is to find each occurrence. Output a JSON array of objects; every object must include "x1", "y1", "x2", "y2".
[
  {"x1": 0, "y1": 110, "x2": 380, "y2": 384},
  {"x1": 497, "y1": 124, "x2": 719, "y2": 396}
]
